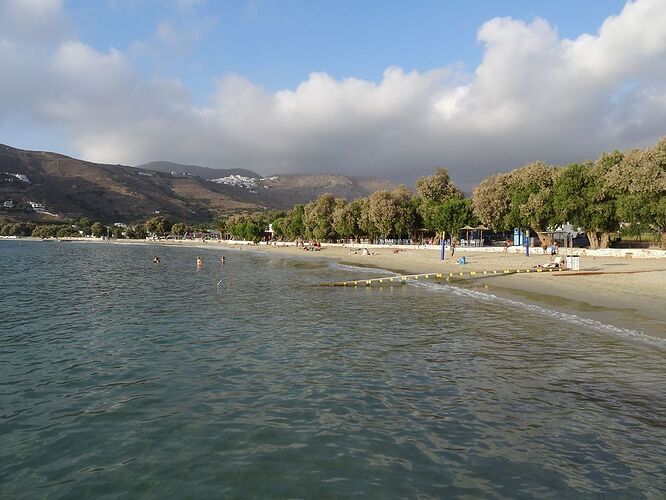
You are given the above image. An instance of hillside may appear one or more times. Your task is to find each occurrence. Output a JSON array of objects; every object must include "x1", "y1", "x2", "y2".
[
  {"x1": 259, "y1": 173, "x2": 396, "y2": 207},
  {"x1": 0, "y1": 145, "x2": 396, "y2": 223},
  {"x1": 138, "y1": 161, "x2": 261, "y2": 180},
  {"x1": 0, "y1": 145, "x2": 263, "y2": 223},
  {"x1": 139, "y1": 160, "x2": 397, "y2": 205}
]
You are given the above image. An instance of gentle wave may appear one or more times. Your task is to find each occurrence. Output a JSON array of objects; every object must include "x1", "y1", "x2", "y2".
[
  {"x1": 411, "y1": 280, "x2": 666, "y2": 348},
  {"x1": 328, "y1": 260, "x2": 665, "y2": 348}
]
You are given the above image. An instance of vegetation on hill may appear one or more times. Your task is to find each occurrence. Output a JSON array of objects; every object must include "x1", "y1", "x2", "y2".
[{"x1": 0, "y1": 144, "x2": 395, "y2": 222}]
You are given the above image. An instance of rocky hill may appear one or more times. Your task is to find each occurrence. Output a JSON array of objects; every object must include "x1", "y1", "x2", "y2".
[
  {"x1": 0, "y1": 144, "x2": 395, "y2": 223},
  {"x1": 139, "y1": 161, "x2": 397, "y2": 206}
]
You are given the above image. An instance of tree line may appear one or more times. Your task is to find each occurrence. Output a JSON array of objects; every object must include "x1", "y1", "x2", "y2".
[
  {"x1": 2, "y1": 138, "x2": 663, "y2": 248},
  {"x1": 220, "y1": 171, "x2": 479, "y2": 244},
  {"x1": 472, "y1": 138, "x2": 666, "y2": 248},
  {"x1": 221, "y1": 137, "x2": 666, "y2": 249}
]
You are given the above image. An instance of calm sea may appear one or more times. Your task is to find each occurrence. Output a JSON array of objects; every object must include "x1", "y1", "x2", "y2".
[{"x1": 1, "y1": 241, "x2": 664, "y2": 498}]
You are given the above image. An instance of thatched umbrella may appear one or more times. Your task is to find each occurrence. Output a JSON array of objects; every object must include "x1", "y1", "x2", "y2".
[
  {"x1": 474, "y1": 225, "x2": 489, "y2": 246},
  {"x1": 460, "y1": 225, "x2": 475, "y2": 245}
]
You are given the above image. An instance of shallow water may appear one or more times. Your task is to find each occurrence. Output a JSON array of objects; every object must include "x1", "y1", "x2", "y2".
[{"x1": 1, "y1": 241, "x2": 665, "y2": 498}]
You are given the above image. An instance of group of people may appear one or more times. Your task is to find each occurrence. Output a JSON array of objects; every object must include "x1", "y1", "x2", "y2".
[
  {"x1": 542, "y1": 240, "x2": 559, "y2": 255},
  {"x1": 300, "y1": 241, "x2": 322, "y2": 251},
  {"x1": 152, "y1": 255, "x2": 226, "y2": 267},
  {"x1": 533, "y1": 256, "x2": 567, "y2": 270}
]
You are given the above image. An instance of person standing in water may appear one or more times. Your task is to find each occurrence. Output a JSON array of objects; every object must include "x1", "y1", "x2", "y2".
[
  {"x1": 196, "y1": 256, "x2": 203, "y2": 269},
  {"x1": 153, "y1": 256, "x2": 160, "y2": 264}
]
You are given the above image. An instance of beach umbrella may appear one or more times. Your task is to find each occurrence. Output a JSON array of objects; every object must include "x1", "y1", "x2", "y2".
[
  {"x1": 460, "y1": 225, "x2": 475, "y2": 245},
  {"x1": 474, "y1": 225, "x2": 489, "y2": 246}
]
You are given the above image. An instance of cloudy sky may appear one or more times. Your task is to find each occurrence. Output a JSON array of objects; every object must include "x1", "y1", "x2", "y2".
[{"x1": 1, "y1": 0, "x2": 665, "y2": 187}]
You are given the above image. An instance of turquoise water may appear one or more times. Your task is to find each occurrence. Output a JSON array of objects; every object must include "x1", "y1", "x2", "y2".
[{"x1": 1, "y1": 241, "x2": 665, "y2": 498}]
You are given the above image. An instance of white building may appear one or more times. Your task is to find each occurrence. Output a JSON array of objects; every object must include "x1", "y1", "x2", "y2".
[
  {"x1": 13, "y1": 173, "x2": 30, "y2": 183},
  {"x1": 211, "y1": 175, "x2": 258, "y2": 192},
  {"x1": 29, "y1": 202, "x2": 47, "y2": 213}
]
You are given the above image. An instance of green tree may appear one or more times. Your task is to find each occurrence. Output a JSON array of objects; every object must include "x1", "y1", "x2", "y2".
[
  {"x1": 422, "y1": 198, "x2": 478, "y2": 240},
  {"x1": 214, "y1": 217, "x2": 227, "y2": 236},
  {"x1": 270, "y1": 217, "x2": 287, "y2": 240},
  {"x1": 471, "y1": 173, "x2": 512, "y2": 231},
  {"x1": 144, "y1": 216, "x2": 172, "y2": 237},
  {"x1": 57, "y1": 225, "x2": 76, "y2": 238},
  {"x1": 506, "y1": 161, "x2": 556, "y2": 233},
  {"x1": 303, "y1": 194, "x2": 338, "y2": 241},
  {"x1": 8, "y1": 223, "x2": 34, "y2": 237},
  {"x1": 91, "y1": 222, "x2": 106, "y2": 238},
  {"x1": 32, "y1": 225, "x2": 58, "y2": 238},
  {"x1": 366, "y1": 188, "x2": 415, "y2": 241},
  {"x1": 75, "y1": 217, "x2": 93, "y2": 236},
  {"x1": 283, "y1": 205, "x2": 306, "y2": 240},
  {"x1": 391, "y1": 186, "x2": 416, "y2": 239},
  {"x1": 604, "y1": 139, "x2": 666, "y2": 248},
  {"x1": 171, "y1": 222, "x2": 188, "y2": 237},
  {"x1": 332, "y1": 199, "x2": 360, "y2": 241},
  {"x1": 416, "y1": 168, "x2": 464, "y2": 203},
  {"x1": 551, "y1": 159, "x2": 621, "y2": 249},
  {"x1": 226, "y1": 214, "x2": 264, "y2": 242},
  {"x1": 356, "y1": 197, "x2": 376, "y2": 241}
]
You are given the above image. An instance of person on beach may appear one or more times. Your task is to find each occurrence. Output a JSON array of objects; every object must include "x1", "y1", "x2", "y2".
[
  {"x1": 153, "y1": 256, "x2": 160, "y2": 264},
  {"x1": 196, "y1": 256, "x2": 203, "y2": 269},
  {"x1": 451, "y1": 239, "x2": 456, "y2": 257},
  {"x1": 550, "y1": 242, "x2": 556, "y2": 256},
  {"x1": 503, "y1": 239, "x2": 509, "y2": 252},
  {"x1": 554, "y1": 241, "x2": 559, "y2": 254}
]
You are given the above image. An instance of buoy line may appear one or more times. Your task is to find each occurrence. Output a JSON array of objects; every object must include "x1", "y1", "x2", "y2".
[{"x1": 318, "y1": 267, "x2": 565, "y2": 287}]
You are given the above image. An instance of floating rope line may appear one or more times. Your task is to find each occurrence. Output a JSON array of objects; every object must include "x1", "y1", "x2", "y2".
[{"x1": 318, "y1": 267, "x2": 565, "y2": 287}]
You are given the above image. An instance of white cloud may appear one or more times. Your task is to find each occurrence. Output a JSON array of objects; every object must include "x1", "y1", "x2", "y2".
[
  {"x1": 1, "y1": 0, "x2": 665, "y2": 187},
  {"x1": 0, "y1": 0, "x2": 69, "y2": 44}
]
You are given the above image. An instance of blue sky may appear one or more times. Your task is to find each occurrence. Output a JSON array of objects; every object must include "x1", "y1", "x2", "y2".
[
  {"x1": 0, "y1": 0, "x2": 663, "y2": 186},
  {"x1": 70, "y1": 0, "x2": 626, "y2": 97}
]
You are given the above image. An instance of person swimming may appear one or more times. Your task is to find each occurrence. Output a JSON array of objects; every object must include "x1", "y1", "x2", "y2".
[{"x1": 153, "y1": 256, "x2": 160, "y2": 264}]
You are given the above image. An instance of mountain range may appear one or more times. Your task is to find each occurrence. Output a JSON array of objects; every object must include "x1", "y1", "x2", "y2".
[{"x1": 0, "y1": 144, "x2": 395, "y2": 223}]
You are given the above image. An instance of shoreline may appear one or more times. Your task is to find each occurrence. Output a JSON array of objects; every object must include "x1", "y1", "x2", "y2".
[{"x1": 6, "y1": 237, "x2": 666, "y2": 340}]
